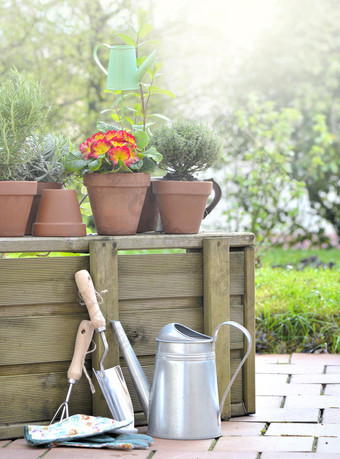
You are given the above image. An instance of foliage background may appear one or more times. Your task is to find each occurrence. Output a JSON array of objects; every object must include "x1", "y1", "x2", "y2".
[{"x1": 0, "y1": 0, "x2": 339, "y2": 246}]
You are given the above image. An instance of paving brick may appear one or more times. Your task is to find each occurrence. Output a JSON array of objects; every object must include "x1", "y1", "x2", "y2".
[
  {"x1": 0, "y1": 438, "x2": 47, "y2": 459},
  {"x1": 153, "y1": 451, "x2": 257, "y2": 458},
  {"x1": 291, "y1": 353, "x2": 340, "y2": 365},
  {"x1": 0, "y1": 441, "x2": 11, "y2": 448},
  {"x1": 325, "y1": 384, "x2": 340, "y2": 395},
  {"x1": 256, "y1": 363, "x2": 324, "y2": 375},
  {"x1": 256, "y1": 383, "x2": 321, "y2": 396},
  {"x1": 285, "y1": 395, "x2": 340, "y2": 409},
  {"x1": 221, "y1": 422, "x2": 265, "y2": 436},
  {"x1": 256, "y1": 396, "x2": 284, "y2": 408},
  {"x1": 214, "y1": 435, "x2": 314, "y2": 452},
  {"x1": 256, "y1": 354, "x2": 290, "y2": 364},
  {"x1": 232, "y1": 407, "x2": 319, "y2": 423},
  {"x1": 45, "y1": 447, "x2": 151, "y2": 458},
  {"x1": 323, "y1": 408, "x2": 340, "y2": 423},
  {"x1": 262, "y1": 453, "x2": 340, "y2": 458},
  {"x1": 327, "y1": 365, "x2": 340, "y2": 374},
  {"x1": 256, "y1": 374, "x2": 289, "y2": 388},
  {"x1": 291, "y1": 374, "x2": 340, "y2": 384},
  {"x1": 150, "y1": 437, "x2": 213, "y2": 452},
  {"x1": 317, "y1": 437, "x2": 340, "y2": 453},
  {"x1": 265, "y1": 422, "x2": 339, "y2": 437}
]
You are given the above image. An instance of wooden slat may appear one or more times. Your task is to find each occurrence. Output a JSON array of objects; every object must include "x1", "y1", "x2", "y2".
[
  {"x1": 0, "y1": 315, "x2": 89, "y2": 366},
  {"x1": 0, "y1": 232, "x2": 255, "y2": 253},
  {"x1": 120, "y1": 297, "x2": 203, "y2": 312},
  {"x1": 0, "y1": 372, "x2": 92, "y2": 424},
  {"x1": 243, "y1": 246, "x2": 256, "y2": 414},
  {"x1": 0, "y1": 302, "x2": 87, "y2": 318},
  {"x1": 89, "y1": 240, "x2": 120, "y2": 418},
  {"x1": 203, "y1": 237, "x2": 231, "y2": 419}
]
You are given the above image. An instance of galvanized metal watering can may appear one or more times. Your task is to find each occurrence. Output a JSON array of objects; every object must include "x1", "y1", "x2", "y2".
[
  {"x1": 93, "y1": 44, "x2": 157, "y2": 90},
  {"x1": 111, "y1": 320, "x2": 252, "y2": 440}
]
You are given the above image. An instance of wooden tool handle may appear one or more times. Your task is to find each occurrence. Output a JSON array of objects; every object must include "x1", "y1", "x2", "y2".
[
  {"x1": 75, "y1": 269, "x2": 106, "y2": 330},
  {"x1": 67, "y1": 320, "x2": 94, "y2": 381}
]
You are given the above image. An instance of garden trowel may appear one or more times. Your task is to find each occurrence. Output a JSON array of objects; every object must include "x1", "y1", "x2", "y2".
[{"x1": 75, "y1": 269, "x2": 136, "y2": 432}]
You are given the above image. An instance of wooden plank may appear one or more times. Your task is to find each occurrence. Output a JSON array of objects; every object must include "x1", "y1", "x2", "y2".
[
  {"x1": 89, "y1": 240, "x2": 119, "y2": 418},
  {"x1": 0, "y1": 315, "x2": 89, "y2": 366},
  {"x1": 0, "y1": 232, "x2": 255, "y2": 253},
  {"x1": 0, "y1": 372, "x2": 92, "y2": 425},
  {"x1": 203, "y1": 237, "x2": 231, "y2": 419},
  {"x1": 0, "y1": 302, "x2": 88, "y2": 318},
  {"x1": 120, "y1": 297, "x2": 203, "y2": 312},
  {"x1": 118, "y1": 253, "x2": 203, "y2": 300},
  {"x1": 243, "y1": 246, "x2": 256, "y2": 414}
]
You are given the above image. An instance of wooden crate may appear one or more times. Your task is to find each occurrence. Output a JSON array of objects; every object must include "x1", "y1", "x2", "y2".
[{"x1": 0, "y1": 232, "x2": 255, "y2": 439}]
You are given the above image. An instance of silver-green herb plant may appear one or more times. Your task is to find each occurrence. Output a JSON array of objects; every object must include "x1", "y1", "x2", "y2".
[
  {"x1": 0, "y1": 68, "x2": 50, "y2": 180},
  {"x1": 150, "y1": 118, "x2": 224, "y2": 181}
]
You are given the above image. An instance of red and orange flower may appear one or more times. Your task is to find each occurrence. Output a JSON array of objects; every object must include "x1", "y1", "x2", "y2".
[{"x1": 79, "y1": 130, "x2": 139, "y2": 169}]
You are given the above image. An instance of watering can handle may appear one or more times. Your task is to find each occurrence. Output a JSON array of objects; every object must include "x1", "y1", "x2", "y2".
[
  {"x1": 203, "y1": 178, "x2": 222, "y2": 219},
  {"x1": 93, "y1": 43, "x2": 111, "y2": 75},
  {"x1": 213, "y1": 321, "x2": 252, "y2": 418}
]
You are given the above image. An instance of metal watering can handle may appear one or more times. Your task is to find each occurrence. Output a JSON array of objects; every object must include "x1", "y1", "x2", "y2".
[
  {"x1": 93, "y1": 43, "x2": 111, "y2": 75},
  {"x1": 213, "y1": 321, "x2": 252, "y2": 418}
]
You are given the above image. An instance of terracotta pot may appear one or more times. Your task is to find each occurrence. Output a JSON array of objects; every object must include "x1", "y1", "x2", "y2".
[
  {"x1": 33, "y1": 189, "x2": 86, "y2": 237},
  {"x1": 25, "y1": 182, "x2": 63, "y2": 235},
  {"x1": 83, "y1": 172, "x2": 150, "y2": 235},
  {"x1": 137, "y1": 179, "x2": 159, "y2": 233},
  {"x1": 152, "y1": 180, "x2": 219, "y2": 234},
  {"x1": 0, "y1": 181, "x2": 37, "y2": 237}
]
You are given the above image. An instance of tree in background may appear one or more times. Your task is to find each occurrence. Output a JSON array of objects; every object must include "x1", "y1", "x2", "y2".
[{"x1": 225, "y1": 0, "x2": 340, "y2": 240}]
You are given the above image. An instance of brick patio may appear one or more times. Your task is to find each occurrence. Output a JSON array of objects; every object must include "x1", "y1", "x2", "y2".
[{"x1": 1, "y1": 353, "x2": 339, "y2": 458}]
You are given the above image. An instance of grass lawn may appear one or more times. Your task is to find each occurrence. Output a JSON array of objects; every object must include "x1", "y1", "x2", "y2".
[{"x1": 256, "y1": 248, "x2": 340, "y2": 354}]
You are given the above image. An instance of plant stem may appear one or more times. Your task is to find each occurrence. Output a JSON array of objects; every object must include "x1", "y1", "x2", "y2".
[{"x1": 121, "y1": 90, "x2": 124, "y2": 130}]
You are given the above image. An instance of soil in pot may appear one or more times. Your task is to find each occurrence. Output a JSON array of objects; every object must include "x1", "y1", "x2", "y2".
[
  {"x1": 33, "y1": 189, "x2": 86, "y2": 237},
  {"x1": 152, "y1": 180, "x2": 213, "y2": 234},
  {"x1": 0, "y1": 181, "x2": 37, "y2": 237},
  {"x1": 25, "y1": 182, "x2": 63, "y2": 235},
  {"x1": 83, "y1": 172, "x2": 150, "y2": 235}
]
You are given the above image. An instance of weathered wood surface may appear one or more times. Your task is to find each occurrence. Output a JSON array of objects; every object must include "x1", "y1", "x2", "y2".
[{"x1": 0, "y1": 232, "x2": 255, "y2": 253}]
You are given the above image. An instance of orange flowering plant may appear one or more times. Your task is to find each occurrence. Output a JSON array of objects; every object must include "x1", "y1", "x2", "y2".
[{"x1": 65, "y1": 127, "x2": 162, "y2": 174}]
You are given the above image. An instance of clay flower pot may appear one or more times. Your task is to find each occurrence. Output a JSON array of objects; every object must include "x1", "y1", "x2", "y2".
[
  {"x1": 152, "y1": 180, "x2": 221, "y2": 234},
  {"x1": 0, "y1": 181, "x2": 37, "y2": 237},
  {"x1": 137, "y1": 179, "x2": 160, "y2": 233},
  {"x1": 25, "y1": 182, "x2": 63, "y2": 235},
  {"x1": 83, "y1": 172, "x2": 150, "y2": 235},
  {"x1": 33, "y1": 189, "x2": 86, "y2": 237}
]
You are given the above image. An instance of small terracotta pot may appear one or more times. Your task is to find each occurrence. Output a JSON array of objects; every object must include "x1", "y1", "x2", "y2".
[
  {"x1": 137, "y1": 180, "x2": 159, "y2": 233},
  {"x1": 152, "y1": 180, "x2": 214, "y2": 234},
  {"x1": 0, "y1": 181, "x2": 37, "y2": 237},
  {"x1": 25, "y1": 182, "x2": 63, "y2": 235},
  {"x1": 33, "y1": 189, "x2": 86, "y2": 237},
  {"x1": 83, "y1": 172, "x2": 150, "y2": 235}
]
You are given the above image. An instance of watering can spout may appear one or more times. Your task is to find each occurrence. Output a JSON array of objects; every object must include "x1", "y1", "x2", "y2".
[
  {"x1": 111, "y1": 321, "x2": 151, "y2": 418},
  {"x1": 136, "y1": 49, "x2": 158, "y2": 83}
]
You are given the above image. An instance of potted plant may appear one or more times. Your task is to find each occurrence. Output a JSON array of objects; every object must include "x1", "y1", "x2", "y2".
[
  {"x1": 64, "y1": 126, "x2": 162, "y2": 235},
  {"x1": 24, "y1": 133, "x2": 86, "y2": 237},
  {"x1": 150, "y1": 118, "x2": 224, "y2": 234},
  {"x1": 0, "y1": 68, "x2": 51, "y2": 237}
]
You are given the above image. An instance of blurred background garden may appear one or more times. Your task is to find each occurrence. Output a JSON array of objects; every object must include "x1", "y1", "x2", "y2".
[{"x1": 0, "y1": 0, "x2": 339, "y2": 353}]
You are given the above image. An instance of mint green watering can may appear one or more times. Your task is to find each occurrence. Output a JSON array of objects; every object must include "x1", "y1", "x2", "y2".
[{"x1": 94, "y1": 44, "x2": 157, "y2": 90}]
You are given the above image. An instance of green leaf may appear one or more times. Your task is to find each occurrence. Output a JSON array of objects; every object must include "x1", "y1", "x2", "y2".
[
  {"x1": 114, "y1": 33, "x2": 136, "y2": 46},
  {"x1": 137, "y1": 24, "x2": 153, "y2": 39},
  {"x1": 64, "y1": 150, "x2": 88, "y2": 172},
  {"x1": 147, "y1": 113, "x2": 171, "y2": 122},
  {"x1": 134, "y1": 130, "x2": 150, "y2": 149},
  {"x1": 96, "y1": 121, "x2": 119, "y2": 133},
  {"x1": 139, "y1": 156, "x2": 156, "y2": 173},
  {"x1": 142, "y1": 146, "x2": 163, "y2": 162},
  {"x1": 138, "y1": 40, "x2": 159, "y2": 48},
  {"x1": 129, "y1": 159, "x2": 144, "y2": 171},
  {"x1": 148, "y1": 85, "x2": 176, "y2": 98},
  {"x1": 88, "y1": 158, "x2": 102, "y2": 171}
]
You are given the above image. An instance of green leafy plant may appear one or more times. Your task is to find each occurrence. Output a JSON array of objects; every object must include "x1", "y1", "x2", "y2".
[
  {"x1": 101, "y1": 7, "x2": 175, "y2": 134},
  {"x1": 0, "y1": 68, "x2": 51, "y2": 180},
  {"x1": 21, "y1": 132, "x2": 73, "y2": 184},
  {"x1": 150, "y1": 118, "x2": 224, "y2": 180}
]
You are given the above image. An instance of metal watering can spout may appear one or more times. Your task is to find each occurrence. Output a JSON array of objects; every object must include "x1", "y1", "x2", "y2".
[
  {"x1": 136, "y1": 49, "x2": 158, "y2": 83},
  {"x1": 111, "y1": 320, "x2": 151, "y2": 418}
]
